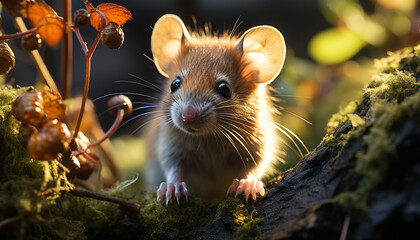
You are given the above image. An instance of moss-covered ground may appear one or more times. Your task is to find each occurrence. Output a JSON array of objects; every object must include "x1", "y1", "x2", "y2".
[{"x1": 1, "y1": 44, "x2": 420, "y2": 239}]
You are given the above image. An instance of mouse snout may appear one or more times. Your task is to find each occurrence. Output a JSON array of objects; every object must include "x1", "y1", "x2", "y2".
[{"x1": 181, "y1": 105, "x2": 198, "y2": 124}]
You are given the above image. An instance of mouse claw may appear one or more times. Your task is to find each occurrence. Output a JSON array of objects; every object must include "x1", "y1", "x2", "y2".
[
  {"x1": 166, "y1": 183, "x2": 175, "y2": 205},
  {"x1": 174, "y1": 182, "x2": 188, "y2": 204},
  {"x1": 257, "y1": 181, "x2": 265, "y2": 196},
  {"x1": 250, "y1": 180, "x2": 258, "y2": 201},
  {"x1": 181, "y1": 182, "x2": 189, "y2": 200},
  {"x1": 156, "y1": 181, "x2": 188, "y2": 205},
  {"x1": 235, "y1": 179, "x2": 246, "y2": 197},
  {"x1": 226, "y1": 179, "x2": 240, "y2": 195},
  {"x1": 227, "y1": 178, "x2": 265, "y2": 201},
  {"x1": 157, "y1": 182, "x2": 167, "y2": 201}
]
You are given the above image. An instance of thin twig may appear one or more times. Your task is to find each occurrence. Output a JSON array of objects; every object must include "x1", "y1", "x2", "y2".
[
  {"x1": 0, "y1": 27, "x2": 37, "y2": 41},
  {"x1": 72, "y1": 9, "x2": 106, "y2": 139},
  {"x1": 88, "y1": 109, "x2": 124, "y2": 148},
  {"x1": 339, "y1": 215, "x2": 351, "y2": 240},
  {"x1": 0, "y1": 212, "x2": 28, "y2": 230},
  {"x1": 67, "y1": 188, "x2": 141, "y2": 212},
  {"x1": 74, "y1": 27, "x2": 89, "y2": 54}
]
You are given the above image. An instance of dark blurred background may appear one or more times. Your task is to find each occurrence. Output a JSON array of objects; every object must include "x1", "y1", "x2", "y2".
[{"x1": 2, "y1": 0, "x2": 419, "y2": 169}]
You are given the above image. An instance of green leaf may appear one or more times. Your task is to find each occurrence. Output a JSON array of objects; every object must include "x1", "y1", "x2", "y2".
[{"x1": 308, "y1": 28, "x2": 366, "y2": 64}]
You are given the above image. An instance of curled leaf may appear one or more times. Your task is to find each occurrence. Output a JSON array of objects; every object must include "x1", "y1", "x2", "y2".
[
  {"x1": 87, "y1": 3, "x2": 132, "y2": 31},
  {"x1": 27, "y1": 0, "x2": 65, "y2": 46},
  {"x1": 42, "y1": 89, "x2": 65, "y2": 120}
]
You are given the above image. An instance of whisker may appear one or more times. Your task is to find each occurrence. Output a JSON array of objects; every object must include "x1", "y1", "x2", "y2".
[
  {"x1": 97, "y1": 103, "x2": 158, "y2": 118},
  {"x1": 272, "y1": 94, "x2": 311, "y2": 99},
  {"x1": 266, "y1": 118, "x2": 310, "y2": 153},
  {"x1": 130, "y1": 105, "x2": 159, "y2": 112},
  {"x1": 115, "y1": 80, "x2": 163, "y2": 94},
  {"x1": 143, "y1": 53, "x2": 154, "y2": 63},
  {"x1": 130, "y1": 115, "x2": 169, "y2": 136},
  {"x1": 229, "y1": 16, "x2": 243, "y2": 39},
  {"x1": 119, "y1": 110, "x2": 167, "y2": 130},
  {"x1": 218, "y1": 112, "x2": 307, "y2": 158},
  {"x1": 218, "y1": 121, "x2": 256, "y2": 165},
  {"x1": 260, "y1": 118, "x2": 304, "y2": 158},
  {"x1": 215, "y1": 123, "x2": 246, "y2": 168},
  {"x1": 277, "y1": 107, "x2": 312, "y2": 125},
  {"x1": 127, "y1": 73, "x2": 166, "y2": 93},
  {"x1": 92, "y1": 92, "x2": 159, "y2": 102}
]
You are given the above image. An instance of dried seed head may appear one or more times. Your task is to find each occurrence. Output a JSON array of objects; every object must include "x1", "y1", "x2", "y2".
[
  {"x1": 18, "y1": 123, "x2": 37, "y2": 148},
  {"x1": 12, "y1": 92, "x2": 46, "y2": 125},
  {"x1": 27, "y1": 119, "x2": 71, "y2": 160},
  {"x1": 73, "y1": 8, "x2": 90, "y2": 27},
  {"x1": 21, "y1": 33, "x2": 42, "y2": 51},
  {"x1": 101, "y1": 22, "x2": 124, "y2": 49},
  {"x1": 107, "y1": 95, "x2": 132, "y2": 116},
  {"x1": 0, "y1": 42, "x2": 15, "y2": 75}
]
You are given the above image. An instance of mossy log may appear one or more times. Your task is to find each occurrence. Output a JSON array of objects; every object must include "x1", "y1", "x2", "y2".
[
  {"x1": 1, "y1": 45, "x2": 420, "y2": 239},
  {"x1": 180, "y1": 46, "x2": 420, "y2": 239}
]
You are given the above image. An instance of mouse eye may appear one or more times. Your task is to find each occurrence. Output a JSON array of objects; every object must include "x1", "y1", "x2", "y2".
[
  {"x1": 216, "y1": 81, "x2": 231, "y2": 99},
  {"x1": 170, "y1": 77, "x2": 182, "y2": 93}
]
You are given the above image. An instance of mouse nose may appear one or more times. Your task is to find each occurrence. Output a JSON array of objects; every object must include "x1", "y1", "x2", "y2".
[{"x1": 181, "y1": 105, "x2": 198, "y2": 124}]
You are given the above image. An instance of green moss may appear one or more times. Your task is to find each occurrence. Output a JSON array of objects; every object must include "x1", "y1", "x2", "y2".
[
  {"x1": 216, "y1": 197, "x2": 261, "y2": 240},
  {"x1": 0, "y1": 86, "x2": 77, "y2": 239},
  {"x1": 138, "y1": 190, "x2": 216, "y2": 238},
  {"x1": 321, "y1": 100, "x2": 358, "y2": 148},
  {"x1": 331, "y1": 45, "x2": 420, "y2": 212}
]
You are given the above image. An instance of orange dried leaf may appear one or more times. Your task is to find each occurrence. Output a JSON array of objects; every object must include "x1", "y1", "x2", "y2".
[
  {"x1": 27, "y1": 0, "x2": 65, "y2": 46},
  {"x1": 42, "y1": 89, "x2": 65, "y2": 120},
  {"x1": 37, "y1": 16, "x2": 65, "y2": 46},
  {"x1": 27, "y1": 0, "x2": 57, "y2": 27},
  {"x1": 89, "y1": 3, "x2": 132, "y2": 31}
]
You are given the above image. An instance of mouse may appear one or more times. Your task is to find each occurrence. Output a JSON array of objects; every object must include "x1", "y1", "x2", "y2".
[{"x1": 145, "y1": 14, "x2": 286, "y2": 204}]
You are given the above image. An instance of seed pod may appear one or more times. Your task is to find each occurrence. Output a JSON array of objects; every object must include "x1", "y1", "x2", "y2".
[
  {"x1": 0, "y1": 42, "x2": 15, "y2": 75},
  {"x1": 21, "y1": 33, "x2": 42, "y2": 51},
  {"x1": 76, "y1": 157, "x2": 94, "y2": 180},
  {"x1": 18, "y1": 123, "x2": 37, "y2": 148},
  {"x1": 12, "y1": 92, "x2": 46, "y2": 125},
  {"x1": 60, "y1": 150, "x2": 81, "y2": 180},
  {"x1": 107, "y1": 95, "x2": 132, "y2": 116},
  {"x1": 101, "y1": 22, "x2": 124, "y2": 49},
  {"x1": 27, "y1": 120, "x2": 71, "y2": 160},
  {"x1": 73, "y1": 8, "x2": 90, "y2": 27}
]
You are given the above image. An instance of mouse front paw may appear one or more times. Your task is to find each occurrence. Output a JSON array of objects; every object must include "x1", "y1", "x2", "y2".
[
  {"x1": 226, "y1": 178, "x2": 265, "y2": 201},
  {"x1": 157, "y1": 182, "x2": 188, "y2": 205}
]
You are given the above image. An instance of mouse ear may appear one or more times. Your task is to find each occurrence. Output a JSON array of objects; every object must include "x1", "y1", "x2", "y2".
[
  {"x1": 235, "y1": 26, "x2": 286, "y2": 84},
  {"x1": 151, "y1": 14, "x2": 191, "y2": 78}
]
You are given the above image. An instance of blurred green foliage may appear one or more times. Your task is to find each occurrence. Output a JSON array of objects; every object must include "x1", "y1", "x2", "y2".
[{"x1": 274, "y1": 0, "x2": 419, "y2": 169}]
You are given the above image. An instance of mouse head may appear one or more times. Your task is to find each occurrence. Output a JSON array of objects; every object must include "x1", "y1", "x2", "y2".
[{"x1": 151, "y1": 14, "x2": 286, "y2": 136}]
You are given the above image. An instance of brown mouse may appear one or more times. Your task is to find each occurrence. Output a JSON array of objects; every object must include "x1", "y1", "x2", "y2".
[{"x1": 145, "y1": 14, "x2": 286, "y2": 204}]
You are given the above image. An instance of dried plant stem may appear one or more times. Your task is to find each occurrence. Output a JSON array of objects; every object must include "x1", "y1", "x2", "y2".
[
  {"x1": 67, "y1": 188, "x2": 141, "y2": 212},
  {"x1": 61, "y1": 0, "x2": 73, "y2": 99},
  {"x1": 13, "y1": 17, "x2": 58, "y2": 93},
  {"x1": 72, "y1": 9, "x2": 106, "y2": 139},
  {"x1": 0, "y1": 27, "x2": 37, "y2": 41},
  {"x1": 88, "y1": 109, "x2": 124, "y2": 148}
]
